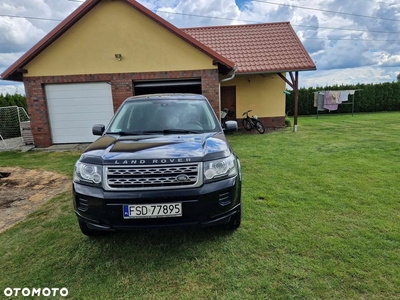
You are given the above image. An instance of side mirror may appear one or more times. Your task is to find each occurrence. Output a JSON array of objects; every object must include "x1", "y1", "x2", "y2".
[
  {"x1": 92, "y1": 124, "x2": 105, "y2": 136},
  {"x1": 224, "y1": 120, "x2": 238, "y2": 132}
]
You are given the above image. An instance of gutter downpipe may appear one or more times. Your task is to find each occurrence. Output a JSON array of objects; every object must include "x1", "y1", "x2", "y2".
[{"x1": 219, "y1": 67, "x2": 237, "y2": 122}]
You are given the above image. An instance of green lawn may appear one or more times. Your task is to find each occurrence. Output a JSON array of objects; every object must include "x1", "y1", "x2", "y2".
[{"x1": 1, "y1": 112, "x2": 399, "y2": 299}]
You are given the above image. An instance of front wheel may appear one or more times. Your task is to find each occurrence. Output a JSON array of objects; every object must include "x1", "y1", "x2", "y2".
[
  {"x1": 242, "y1": 119, "x2": 252, "y2": 131},
  {"x1": 255, "y1": 120, "x2": 265, "y2": 134}
]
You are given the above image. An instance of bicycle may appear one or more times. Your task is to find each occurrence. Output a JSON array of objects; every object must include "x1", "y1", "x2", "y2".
[{"x1": 242, "y1": 110, "x2": 265, "y2": 134}]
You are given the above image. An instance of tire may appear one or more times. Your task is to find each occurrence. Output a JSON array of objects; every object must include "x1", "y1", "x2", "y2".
[
  {"x1": 242, "y1": 119, "x2": 252, "y2": 131},
  {"x1": 225, "y1": 208, "x2": 241, "y2": 230},
  {"x1": 78, "y1": 220, "x2": 104, "y2": 237},
  {"x1": 255, "y1": 120, "x2": 265, "y2": 134}
]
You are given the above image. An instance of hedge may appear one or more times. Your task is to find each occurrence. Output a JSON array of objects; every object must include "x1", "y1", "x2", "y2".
[
  {"x1": 0, "y1": 93, "x2": 27, "y2": 111},
  {"x1": 285, "y1": 82, "x2": 400, "y2": 116}
]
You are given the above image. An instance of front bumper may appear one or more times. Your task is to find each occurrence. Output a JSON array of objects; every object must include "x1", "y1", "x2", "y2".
[{"x1": 73, "y1": 176, "x2": 241, "y2": 231}]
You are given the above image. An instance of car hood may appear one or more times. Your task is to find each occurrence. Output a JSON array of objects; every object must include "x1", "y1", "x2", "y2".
[{"x1": 80, "y1": 132, "x2": 232, "y2": 165}]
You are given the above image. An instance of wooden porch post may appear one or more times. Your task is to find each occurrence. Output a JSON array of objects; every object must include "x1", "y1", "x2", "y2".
[
  {"x1": 293, "y1": 71, "x2": 299, "y2": 132},
  {"x1": 278, "y1": 71, "x2": 299, "y2": 132}
]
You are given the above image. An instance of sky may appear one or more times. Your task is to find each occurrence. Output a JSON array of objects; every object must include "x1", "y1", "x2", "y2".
[{"x1": 0, "y1": 0, "x2": 400, "y2": 95}]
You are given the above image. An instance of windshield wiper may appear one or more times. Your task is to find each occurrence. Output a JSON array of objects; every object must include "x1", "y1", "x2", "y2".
[
  {"x1": 145, "y1": 129, "x2": 199, "y2": 135},
  {"x1": 107, "y1": 129, "x2": 198, "y2": 136},
  {"x1": 107, "y1": 131, "x2": 155, "y2": 136}
]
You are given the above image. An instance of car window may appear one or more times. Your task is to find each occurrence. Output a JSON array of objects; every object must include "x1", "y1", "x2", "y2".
[{"x1": 108, "y1": 99, "x2": 219, "y2": 133}]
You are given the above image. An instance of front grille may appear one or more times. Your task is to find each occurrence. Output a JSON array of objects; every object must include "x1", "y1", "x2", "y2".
[{"x1": 106, "y1": 163, "x2": 201, "y2": 190}]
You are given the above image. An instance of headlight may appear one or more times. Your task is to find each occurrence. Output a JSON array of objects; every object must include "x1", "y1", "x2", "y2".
[
  {"x1": 74, "y1": 161, "x2": 102, "y2": 186},
  {"x1": 204, "y1": 155, "x2": 237, "y2": 182}
]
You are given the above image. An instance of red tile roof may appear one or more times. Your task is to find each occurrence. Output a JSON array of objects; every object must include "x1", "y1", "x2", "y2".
[
  {"x1": 1, "y1": 0, "x2": 234, "y2": 81},
  {"x1": 182, "y1": 22, "x2": 316, "y2": 74}
]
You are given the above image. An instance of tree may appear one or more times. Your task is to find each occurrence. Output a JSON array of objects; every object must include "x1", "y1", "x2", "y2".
[
  {"x1": 0, "y1": 93, "x2": 27, "y2": 110},
  {"x1": 397, "y1": 73, "x2": 400, "y2": 82}
]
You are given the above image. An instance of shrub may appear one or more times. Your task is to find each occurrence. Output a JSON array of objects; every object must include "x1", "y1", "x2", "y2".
[{"x1": 285, "y1": 82, "x2": 400, "y2": 116}]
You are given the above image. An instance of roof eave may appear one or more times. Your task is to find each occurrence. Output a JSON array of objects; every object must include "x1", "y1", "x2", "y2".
[{"x1": 236, "y1": 67, "x2": 317, "y2": 75}]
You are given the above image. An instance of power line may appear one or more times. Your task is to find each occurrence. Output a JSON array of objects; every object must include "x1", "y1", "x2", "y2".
[
  {"x1": 1, "y1": 11, "x2": 399, "y2": 41},
  {"x1": 157, "y1": 10, "x2": 259, "y2": 24},
  {"x1": 0, "y1": 14, "x2": 62, "y2": 22},
  {"x1": 66, "y1": 0, "x2": 400, "y2": 23},
  {"x1": 251, "y1": 0, "x2": 400, "y2": 22},
  {"x1": 294, "y1": 24, "x2": 400, "y2": 35},
  {"x1": 303, "y1": 37, "x2": 400, "y2": 42},
  {"x1": 156, "y1": 10, "x2": 400, "y2": 35},
  {"x1": 2, "y1": 3, "x2": 400, "y2": 40},
  {"x1": 4, "y1": 11, "x2": 399, "y2": 36}
]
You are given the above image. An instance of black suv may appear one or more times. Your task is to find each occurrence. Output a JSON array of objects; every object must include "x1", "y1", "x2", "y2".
[{"x1": 73, "y1": 94, "x2": 242, "y2": 236}]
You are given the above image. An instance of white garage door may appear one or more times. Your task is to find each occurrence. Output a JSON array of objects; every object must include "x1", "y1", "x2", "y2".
[{"x1": 45, "y1": 83, "x2": 114, "y2": 144}]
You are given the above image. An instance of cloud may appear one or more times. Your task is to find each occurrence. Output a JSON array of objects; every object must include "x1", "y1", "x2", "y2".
[
  {"x1": 0, "y1": 79, "x2": 25, "y2": 95},
  {"x1": 310, "y1": 38, "x2": 374, "y2": 70},
  {"x1": 239, "y1": 1, "x2": 294, "y2": 23},
  {"x1": 155, "y1": 0, "x2": 241, "y2": 27},
  {"x1": 0, "y1": 17, "x2": 45, "y2": 53},
  {"x1": 375, "y1": 53, "x2": 400, "y2": 67},
  {"x1": 138, "y1": 0, "x2": 180, "y2": 11},
  {"x1": 0, "y1": 0, "x2": 81, "y2": 55},
  {"x1": 0, "y1": 52, "x2": 24, "y2": 68},
  {"x1": 300, "y1": 65, "x2": 399, "y2": 88},
  {"x1": 296, "y1": 15, "x2": 325, "y2": 54}
]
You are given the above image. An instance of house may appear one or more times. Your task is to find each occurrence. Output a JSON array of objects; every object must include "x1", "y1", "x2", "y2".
[{"x1": 0, "y1": 0, "x2": 315, "y2": 147}]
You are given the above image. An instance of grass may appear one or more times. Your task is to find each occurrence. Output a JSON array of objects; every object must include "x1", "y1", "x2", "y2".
[{"x1": 1, "y1": 112, "x2": 399, "y2": 299}]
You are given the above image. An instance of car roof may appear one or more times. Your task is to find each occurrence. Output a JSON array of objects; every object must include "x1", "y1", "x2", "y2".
[{"x1": 124, "y1": 93, "x2": 207, "y2": 102}]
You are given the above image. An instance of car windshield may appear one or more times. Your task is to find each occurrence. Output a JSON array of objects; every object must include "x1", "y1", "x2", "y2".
[{"x1": 107, "y1": 98, "x2": 221, "y2": 134}]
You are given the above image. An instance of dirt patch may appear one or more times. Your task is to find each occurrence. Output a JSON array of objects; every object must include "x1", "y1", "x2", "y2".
[{"x1": 0, "y1": 167, "x2": 70, "y2": 233}]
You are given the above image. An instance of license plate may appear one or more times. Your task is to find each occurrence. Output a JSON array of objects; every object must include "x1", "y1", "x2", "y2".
[{"x1": 123, "y1": 203, "x2": 182, "y2": 219}]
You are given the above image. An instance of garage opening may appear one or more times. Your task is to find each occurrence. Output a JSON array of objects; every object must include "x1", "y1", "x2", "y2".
[
  {"x1": 134, "y1": 79, "x2": 201, "y2": 95},
  {"x1": 45, "y1": 82, "x2": 114, "y2": 144}
]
